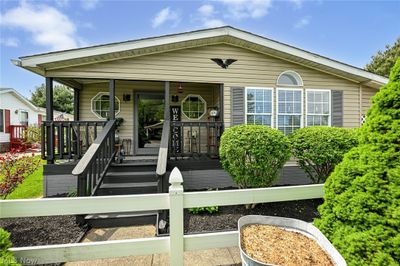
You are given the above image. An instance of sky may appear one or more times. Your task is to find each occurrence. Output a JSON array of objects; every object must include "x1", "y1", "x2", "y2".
[{"x1": 0, "y1": 0, "x2": 399, "y2": 98}]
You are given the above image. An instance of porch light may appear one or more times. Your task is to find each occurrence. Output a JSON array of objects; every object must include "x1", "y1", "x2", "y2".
[{"x1": 177, "y1": 83, "x2": 183, "y2": 93}]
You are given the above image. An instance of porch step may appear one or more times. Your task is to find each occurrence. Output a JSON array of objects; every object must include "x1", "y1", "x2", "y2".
[
  {"x1": 96, "y1": 182, "x2": 158, "y2": 195},
  {"x1": 108, "y1": 162, "x2": 157, "y2": 172},
  {"x1": 85, "y1": 211, "x2": 158, "y2": 228},
  {"x1": 103, "y1": 171, "x2": 158, "y2": 183}
]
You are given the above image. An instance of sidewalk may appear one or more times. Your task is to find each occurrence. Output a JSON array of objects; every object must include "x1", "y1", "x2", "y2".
[{"x1": 65, "y1": 225, "x2": 241, "y2": 266}]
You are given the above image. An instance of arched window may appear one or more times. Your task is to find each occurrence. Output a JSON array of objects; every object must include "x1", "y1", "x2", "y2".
[{"x1": 277, "y1": 70, "x2": 303, "y2": 86}]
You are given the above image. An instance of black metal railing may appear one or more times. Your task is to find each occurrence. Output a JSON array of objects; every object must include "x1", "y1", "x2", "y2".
[
  {"x1": 72, "y1": 120, "x2": 116, "y2": 196},
  {"x1": 41, "y1": 121, "x2": 107, "y2": 161},
  {"x1": 170, "y1": 121, "x2": 223, "y2": 159}
]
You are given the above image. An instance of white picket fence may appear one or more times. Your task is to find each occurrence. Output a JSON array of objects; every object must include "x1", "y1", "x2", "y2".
[{"x1": 0, "y1": 167, "x2": 324, "y2": 265}]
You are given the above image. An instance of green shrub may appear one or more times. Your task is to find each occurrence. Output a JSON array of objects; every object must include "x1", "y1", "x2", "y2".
[
  {"x1": 189, "y1": 206, "x2": 219, "y2": 214},
  {"x1": 219, "y1": 124, "x2": 291, "y2": 189},
  {"x1": 314, "y1": 58, "x2": 400, "y2": 265},
  {"x1": 0, "y1": 229, "x2": 20, "y2": 265},
  {"x1": 289, "y1": 126, "x2": 358, "y2": 183}
]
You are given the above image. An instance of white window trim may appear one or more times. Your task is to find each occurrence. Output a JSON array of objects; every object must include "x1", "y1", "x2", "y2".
[
  {"x1": 90, "y1": 92, "x2": 121, "y2": 119},
  {"x1": 276, "y1": 88, "x2": 304, "y2": 131},
  {"x1": 305, "y1": 89, "x2": 331, "y2": 127},
  {"x1": 245, "y1": 87, "x2": 274, "y2": 127},
  {"x1": 181, "y1": 94, "x2": 207, "y2": 120},
  {"x1": 276, "y1": 70, "x2": 304, "y2": 87}
]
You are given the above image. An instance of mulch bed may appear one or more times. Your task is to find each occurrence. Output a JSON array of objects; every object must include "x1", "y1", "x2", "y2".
[
  {"x1": 0, "y1": 215, "x2": 87, "y2": 248},
  {"x1": 184, "y1": 199, "x2": 323, "y2": 233},
  {"x1": 241, "y1": 224, "x2": 333, "y2": 265}
]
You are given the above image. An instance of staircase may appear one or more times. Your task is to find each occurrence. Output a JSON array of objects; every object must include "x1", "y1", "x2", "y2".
[{"x1": 85, "y1": 157, "x2": 161, "y2": 228}]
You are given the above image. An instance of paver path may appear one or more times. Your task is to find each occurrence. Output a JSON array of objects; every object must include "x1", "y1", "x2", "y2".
[{"x1": 65, "y1": 225, "x2": 241, "y2": 266}]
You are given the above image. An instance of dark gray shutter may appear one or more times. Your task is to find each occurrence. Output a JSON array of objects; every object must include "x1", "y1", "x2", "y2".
[
  {"x1": 231, "y1": 87, "x2": 245, "y2": 126},
  {"x1": 331, "y1": 90, "x2": 343, "y2": 127}
]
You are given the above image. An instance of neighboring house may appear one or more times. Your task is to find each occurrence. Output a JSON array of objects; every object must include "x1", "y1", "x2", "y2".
[
  {"x1": 13, "y1": 26, "x2": 387, "y2": 197},
  {"x1": 0, "y1": 87, "x2": 72, "y2": 152}
]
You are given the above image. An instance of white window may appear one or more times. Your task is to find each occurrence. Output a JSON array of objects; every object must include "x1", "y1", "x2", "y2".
[
  {"x1": 277, "y1": 70, "x2": 303, "y2": 87},
  {"x1": 277, "y1": 88, "x2": 303, "y2": 135},
  {"x1": 245, "y1": 87, "x2": 273, "y2": 126},
  {"x1": 306, "y1": 90, "x2": 331, "y2": 126},
  {"x1": 181, "y1": 95, "x2": 206, "y2": 120},
  {"x1": 19, "y1": 110, "x2": 29, "y2": 126},
  {"x1": 91, "y1": 92, "x2": 120, "y2": 119}
]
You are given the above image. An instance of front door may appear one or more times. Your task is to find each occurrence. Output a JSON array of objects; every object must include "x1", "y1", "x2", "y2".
[{"x1": 135, "y1": 92, "x2": 164, "y2": 155}]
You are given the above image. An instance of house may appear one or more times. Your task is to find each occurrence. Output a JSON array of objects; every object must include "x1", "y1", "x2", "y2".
[
  {"x1": 0, "y1": 87, "x2": 73, "y2": 152},
  {"x1": 13, "y1": 26, "x2": 387, "y2": 201}
]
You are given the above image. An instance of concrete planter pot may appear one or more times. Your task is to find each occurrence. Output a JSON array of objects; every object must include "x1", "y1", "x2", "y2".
[{"x1": 238, "y1": 215, "x2": 346, "y2": 266}]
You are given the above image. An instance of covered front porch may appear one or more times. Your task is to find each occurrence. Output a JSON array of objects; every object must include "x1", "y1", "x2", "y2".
[{"x1": 41, "y1": 77, "x2": 224, "y2": 196}]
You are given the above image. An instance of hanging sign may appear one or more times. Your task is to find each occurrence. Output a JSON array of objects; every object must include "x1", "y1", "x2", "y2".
[{"x1": 170, "y1": 106, "x2": 182, "y2": 154}]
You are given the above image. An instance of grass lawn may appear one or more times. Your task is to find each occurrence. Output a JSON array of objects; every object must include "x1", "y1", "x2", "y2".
[{"x1": 2, "y1": 156, "x2": 45, "y2": 200}]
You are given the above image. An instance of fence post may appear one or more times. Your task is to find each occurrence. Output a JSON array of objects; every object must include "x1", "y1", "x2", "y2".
[{"x1": 169, "y1": 167, "x2": 184, "y2": 266}]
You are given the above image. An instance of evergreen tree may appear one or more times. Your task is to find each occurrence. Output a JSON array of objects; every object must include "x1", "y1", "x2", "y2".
[{"x1": 315, "y1": 59, "x2": 400, "y2": 265}]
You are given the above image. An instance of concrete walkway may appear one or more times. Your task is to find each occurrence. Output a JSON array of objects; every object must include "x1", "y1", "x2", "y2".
[{"x1": 65, "y1": 225, "x2": 241, "y2": 266}]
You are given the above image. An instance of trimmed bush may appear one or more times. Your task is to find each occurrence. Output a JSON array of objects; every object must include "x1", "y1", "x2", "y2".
[
  {"x1": 219, "y1": 124, "x2": 291, "y2": 189},
  {"x1": 314, "y1": 58, "x2": 400, "y2": 265},
  {"x1": 289, "y1": 126, "x2": 358, "y2": 183},
  {"x1": 0, "y1": 228, "x2": 20, "y2": 265}
]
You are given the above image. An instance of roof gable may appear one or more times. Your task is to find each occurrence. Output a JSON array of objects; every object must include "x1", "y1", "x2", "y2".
[{"x1": 15, "y1": 26, "x2": 388, "y2": 88}]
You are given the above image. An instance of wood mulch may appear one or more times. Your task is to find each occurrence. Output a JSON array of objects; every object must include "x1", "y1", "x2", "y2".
[
  {"x1": 185, "y1": 199, "x2": 322, "y2": 234},
  {"x1": 241, "y1": 224, "x2": 333, "y2": 266},
  {"x1": 0, "y1": 215, "x2": 87, "y2": 248}
]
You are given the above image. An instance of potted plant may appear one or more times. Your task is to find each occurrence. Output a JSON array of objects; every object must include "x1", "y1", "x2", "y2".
[{"x1": 238, "y1": 215, "x2": 346, "y2": 266}]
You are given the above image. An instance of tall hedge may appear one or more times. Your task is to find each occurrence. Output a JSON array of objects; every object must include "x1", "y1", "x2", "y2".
[
  {"x1": 219, "y1": 125, "x2": 291, "y2": 189},
  {"x1": 289, "y1": 126, "x2": 358, "y2": 183},
  {"x1": 314, "y1": 59, "x2": 400, "y2": 265}
]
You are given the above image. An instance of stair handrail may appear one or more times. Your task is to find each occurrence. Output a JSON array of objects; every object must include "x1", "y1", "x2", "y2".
[
  {"x1": 72, "y1": 119, "x2": 116, "y2": 196},
  {"x1": 156, "y1": 120, "x2": 170, "y2": 176}
]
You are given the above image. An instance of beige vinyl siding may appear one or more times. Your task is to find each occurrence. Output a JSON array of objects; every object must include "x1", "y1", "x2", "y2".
[
  {"x1": 361, "y1": 86, "x2": 378, "y2": 115},
  {"x1": 50, "y1": 44, "x2": 370, "y2": 128}
]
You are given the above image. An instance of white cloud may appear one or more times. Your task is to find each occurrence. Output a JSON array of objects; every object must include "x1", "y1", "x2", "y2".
[
  {"x1": 197, "y1": 4, "x2": 226, "y2": 28},
  {"x1": 218, "y1": 0, "x2": 273, "y2": 19},
  {"x1": 152, "y1": 7, "x2": 181, "y2": 28},
  {"x1": 0, "y1": 2, "x2": 79, "y2": 50},
  {"x1": 198, "y1": 4, "x2": 215, "y2": 17},
  {"x1": 0, "y1": 37, "x2": 19, "y2": 47},
  {"x1": 294, "y1": 16, "x2": 310, "y2": 29},
  {"x1": 204, "y1": 19, "x2": 226, "y2": 28},
  {"x1": 81, "y1": 0, "x2": 99, "y2": 10}
]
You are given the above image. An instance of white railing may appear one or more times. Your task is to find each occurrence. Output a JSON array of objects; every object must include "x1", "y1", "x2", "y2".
[{"x1": 0, "y1": 167, "x2": 324, "y2": 265}]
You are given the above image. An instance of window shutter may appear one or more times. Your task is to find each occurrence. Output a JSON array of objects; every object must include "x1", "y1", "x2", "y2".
[
  {"x1": 5, "y1": 109, "x2": 10, "y2": 133},
  {"x1": 331, "y1": 90, "x2": 343, "y2": 127},
  {"x1": 38, "y1": 114, "x2": 42, "y2": 126},
  {"x1": 231, "y1": 87, "x2": 245, "y2": 126}
]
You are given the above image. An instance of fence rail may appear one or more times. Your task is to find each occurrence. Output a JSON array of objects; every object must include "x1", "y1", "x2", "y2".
[{"x1": 0, "y1": 167, "x2": 324, "y2": 265}]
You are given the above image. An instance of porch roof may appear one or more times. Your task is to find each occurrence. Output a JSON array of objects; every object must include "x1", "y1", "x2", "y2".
[{"x1": 13, "y1": 26, "x2": 387, "y2": 89}]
